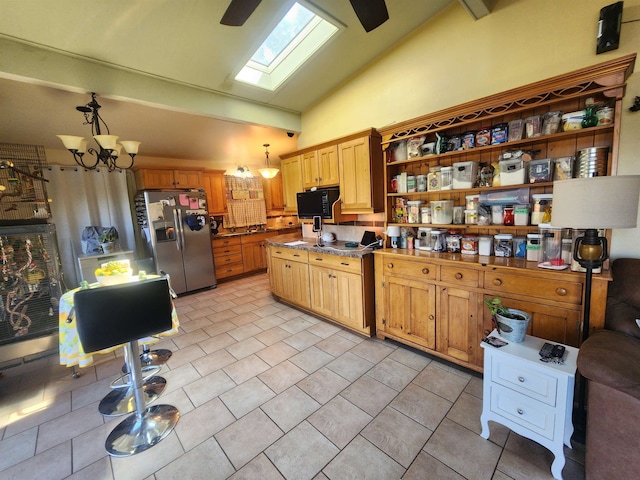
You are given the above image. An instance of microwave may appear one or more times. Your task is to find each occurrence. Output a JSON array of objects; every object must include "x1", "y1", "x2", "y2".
[{"x1": 296, "y1": 188, "x2": 340, "y2": 219}]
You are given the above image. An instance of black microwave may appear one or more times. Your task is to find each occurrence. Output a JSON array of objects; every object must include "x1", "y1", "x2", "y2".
[{"x1": 296, "y1": 188, "x2": 340, "y2": 219}]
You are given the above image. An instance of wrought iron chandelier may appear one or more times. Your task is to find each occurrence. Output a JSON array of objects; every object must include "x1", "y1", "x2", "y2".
[{"x1": 57, "y1": 92, "x2": 140, "y2": 172}]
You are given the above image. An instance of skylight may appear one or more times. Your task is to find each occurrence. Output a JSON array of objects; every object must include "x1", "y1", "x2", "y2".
[{"x1": 235, "y1": 2, "x2": 339, "y2": 91}]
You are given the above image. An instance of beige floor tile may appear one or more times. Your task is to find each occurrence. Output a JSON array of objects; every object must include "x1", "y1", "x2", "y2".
[
  {"x1": 0, "y1": 441, "x2": 72, "y2": 479},
  {"x1": 228, "y1": 324, "x2": 263, "y2": 342},
  {"x1": 254, "y1": 326, "x2": 291, "y2": 346},
  {"x1": 191, "y1": 348, "x2": 237, "y2": 376},
  {"x1": 223, "y1": 354, "x2": 270, "y2": 384},
  {"x1": 349, "y1": 339, "x2": 396, "y2": 364},
  {"x1": 172, "y1": 328, "x2": 211, "y2": 349},
  {"x1": 225, "y1": 337, "x2": 266, "y2": 360},
  {"x1": 261, "y1": 386, "x2": 321, "y2": 433},
  {"x1": 289, "y1": 346, "x2": 334, "y2": 374},
  {"x1": 155, "y1": 437, "x2": 235, "y2": 480},
  {"x1": 36, "y1": 401, "x2": 104, "y2": 454},
  {"x1": 323, "y1": 435, "x2": 404, "y2": 479},
  {"x1": 403, "y1": 451, "x2": 465, "y2": 480},
  {"x1": 228, "y1": 453, "x2": 285, "y2": 480},
  {"x1": 198, "y1": 332, "x2": 237, "y2": 354},
  {"x1": 308, "y1": 396, "x2": 372, "y2": 449},
  {"x1": 297, "y1": 367, "x2": 350, "y2": 405},
  {"x1": 220, "y1": 377, "x2": 275, "y2": 418},
  {"x1": 283, "y1": 330, "x2": 322, "y2": 351},
  {"x1": 0, "y1": 426, "x2": 37, "y2": 471},
  {"x1": 387, "y1": 347, "x2": 432, "y2": 372},
  {"x1": 412, "y1": 362, "x2": 471, "y2": 402},
  {"x1": 183, "y1": 369, "x2": 236, "y2": 407},
  {"x1": 111, "y1": 430, "x2": 184, "y2": 480},
  {"x1": 325, "y1": 351, "x2": 373, "y2": 382},
  {"x1": 265, "y1": 421, "x2": 339, "y2": 480},
  {"x1": 366, "y1": 357, "x2": 418, "y2": 391},
  {"x1": 256, "y1": 341, "x2": 299, "y2": 366},
  {"x1": 174, "y1": 397, "x2": 235, "y2": 450},
  {"x1": 258, "y1": 361, "x2": 307, "y2": 394},
  {"x1": 390, "y1": 383, "x2": 451, "y2": 430},
  {"x1": 340, "y1": 374, "x2": 397, "y2": 417},
  {"x1": 314, "y1": 333, "x2": 357, "y2": 357}
]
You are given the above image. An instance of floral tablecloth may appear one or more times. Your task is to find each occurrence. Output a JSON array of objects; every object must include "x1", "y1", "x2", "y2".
[{"x1": 58, "y1": 277, "x2": 179, "y2": 368}]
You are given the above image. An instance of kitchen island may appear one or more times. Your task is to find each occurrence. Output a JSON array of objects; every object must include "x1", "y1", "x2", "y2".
[{"x1": 266, "y1": 234, "x2": 376, "y2": 336}]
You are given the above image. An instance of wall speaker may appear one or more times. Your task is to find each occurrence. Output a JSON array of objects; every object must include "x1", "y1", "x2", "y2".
[{"x1": 597, "y1": 1, "x2": 623, "y2": 54}]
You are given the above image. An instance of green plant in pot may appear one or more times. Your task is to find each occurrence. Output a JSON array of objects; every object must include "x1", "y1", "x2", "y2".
[
  {"x1": 484, "y1": 298, "x2": 531, "y2": 343},
  {"x1": 98, "y1": 229, "x2": 117, "y2": 253}
]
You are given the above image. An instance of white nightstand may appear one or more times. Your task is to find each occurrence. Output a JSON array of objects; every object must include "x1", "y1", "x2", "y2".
[{"x1": 480, "y1": 330, "x2": 578, "y2": 480}]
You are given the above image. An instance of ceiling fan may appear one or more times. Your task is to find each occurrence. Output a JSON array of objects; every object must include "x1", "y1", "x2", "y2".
[{"x1": 221, "y1": 0, "x2": 389, "y2": 32}]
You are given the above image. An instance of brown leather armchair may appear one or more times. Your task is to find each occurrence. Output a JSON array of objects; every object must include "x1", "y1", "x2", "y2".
[{"x1": 577, "y1": 258, "x2": 640, "y2": 480}]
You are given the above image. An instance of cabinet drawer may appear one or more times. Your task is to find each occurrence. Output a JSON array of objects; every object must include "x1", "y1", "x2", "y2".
[
  {"x1": 270, "y1": 247, "x2": 309, "y2": 263},
  {"x1": 440, "y1": 266, "x2": 479, "y2": 287},
  {"x1": 485, "y1": 271, "x2": 582, "y2": 305},
  {"x1": 214, "y1": 253, "x2": 243, "y2": 268},
  {"x1": 490, "y1": 385, "x2": 556, "y2": 441},
  {"x1": 212, "y1": 236, "x2": 241, "y2": 248},
  {"x1": 308, "y1": 252, "x2": 362, "y2": 274},
  {"x1": 492, "y1": 360, "x2": 557, "y2": 406},
  {"x1": 213, "y1": 244, "x2": 242, "y2": 256},
  {"x1": 215, "y1": 262, "x2": 245, "y2": 279},
  {"x1": 382, "y1": 258, "x2": 437, "y2": 280}
]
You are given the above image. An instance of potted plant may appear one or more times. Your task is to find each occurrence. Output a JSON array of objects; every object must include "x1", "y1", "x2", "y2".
[
  {"x1": 98, "y1": 229, "x2": 117, "y2": 253},
  {"x1": 484, "y1": 297, "x2": 531, "y2": 343}
]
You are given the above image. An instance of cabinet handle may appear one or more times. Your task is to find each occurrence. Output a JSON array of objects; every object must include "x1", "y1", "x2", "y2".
[
  {"x1": 556, "y1": 288, "x2": 567, "y2": 296},
  {"x1": 422, "y1": 268, "x2": 430, "y2": 275},
  {"x1": 341, "y1": 262, "x2": 350, "y2": 266},
  {"x1": 518, "y1": 376, "x2": 525, "y2": 383},
  {"x1": 275, "y1": 250, "x2": 282, "y2": 254},
  {"x1": 429, "y1": 315, "x2": 435, "y2": 320},
  {"x1": 387, "y1": 263, "x2": 394, "y2": 269},
  {"x1": 315, "y1": 258, "x2": 323, "y2": 261},
  {"x1": 493, "y1": 278, "x2": 503, "y2": 286},
  {"x1": 517, "y1": 408, "x2": 524, "y2": 415},
  {"x1": 455, "y1": 272, "x2": 463, "y2": 280},
  {"x1": 293, "y1": 253, "x2": 300, "y2": 257}
]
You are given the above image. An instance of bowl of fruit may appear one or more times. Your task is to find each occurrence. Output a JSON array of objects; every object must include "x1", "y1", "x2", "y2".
[{"x1": 94, "y1": 260, "x2": 133, "y2": 286}]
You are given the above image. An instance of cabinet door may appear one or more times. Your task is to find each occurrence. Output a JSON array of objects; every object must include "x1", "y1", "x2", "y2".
[
  {"x1": 338, "y1": 136, "x2": 373, "y2": 212},
  {"x1": 483, "y1": 295, "x2": 581, "y2": 347},
  {"x1": 333, "y1": 269, "x2": 365, "y2": 330},
  {"x1": 173, "y1": 170, "x2": 202, "y2": 188},
  {"x1": 302, "y1": 151, "x2": 319, "y2": 188},
  {"x1": 202, "y1": 170, "x2": 227, "y2": 215},
  {"x1": 286, "y1": 260, "x2": 310, "y2": 308},
  {"x1": 309, "y1": 265, "x2": 334, "y2": 318},
  {"x1": 263, "y1": 173, "x2": 284, "y2": 212},
  {"x1": 281, "y1": 156, "x2": 303, "y2": 213},
  {"x1": 383, "y1": 276, "x2": 436, "y2": 349},
  {"x1": 439, "y1": 287, "x2": 479, "y2": 365},
  {"x1": 270, "y1": 256, "x2": 288, "y2": 298},
  {"x1": 317, "y1": 145, "x2": 339, "y2": 186},
  {"x1": 135, "y1": 169, "x2": 175, "y2": 189},
  {"x1": 242, "y1": 241, "x2": 268, "y2": 273}
]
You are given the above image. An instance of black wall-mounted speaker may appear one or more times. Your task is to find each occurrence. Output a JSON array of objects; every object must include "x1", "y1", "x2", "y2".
[{"x1": 597, "y1": 1, "x2": 623, "y2": 54}]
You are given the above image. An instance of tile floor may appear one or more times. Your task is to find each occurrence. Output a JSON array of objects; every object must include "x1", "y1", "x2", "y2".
[{"x1": 0, "y1": 273, "x2": 585, "y2": 480}]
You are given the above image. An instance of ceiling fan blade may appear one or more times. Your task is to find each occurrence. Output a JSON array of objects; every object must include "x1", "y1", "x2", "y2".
[
  {"x1": 349, "y1": 0, "x2": 389, "y2": 32},
  {"x1": 220, "y1": 0, "x2": 262, "y2": 26}
]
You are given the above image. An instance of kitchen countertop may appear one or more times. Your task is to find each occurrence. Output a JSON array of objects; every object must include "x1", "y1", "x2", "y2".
[
  {"x1": 213, "y1": 226, "x2": 301, "y2": 239},
  {"x1": 266, "y1": 233, "x2": 376, "y2": 259}
]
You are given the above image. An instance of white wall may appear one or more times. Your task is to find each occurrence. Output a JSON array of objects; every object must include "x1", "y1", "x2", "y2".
[{"x1": 300, "y1": 0, "x2": 640, "y2": 259}]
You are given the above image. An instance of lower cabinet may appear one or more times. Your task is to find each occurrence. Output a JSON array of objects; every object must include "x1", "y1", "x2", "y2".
[
  {"x1": 242, "y1": 232, "x2": 276, "y2": 273},
  {"x1": 212, "y1": 236, "x2": 244, "y2": 280},
  {"x1": 375, "y1": 250, "x2": 609, "y2": 372},
  {"x1": 267, "y1": 245, "x2": 374, "y2": 335}
]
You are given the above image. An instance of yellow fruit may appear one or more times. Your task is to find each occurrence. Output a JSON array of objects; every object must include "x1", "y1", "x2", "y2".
[{"x1": 94, "y1": 268, "x2": 104, "y2": 276}]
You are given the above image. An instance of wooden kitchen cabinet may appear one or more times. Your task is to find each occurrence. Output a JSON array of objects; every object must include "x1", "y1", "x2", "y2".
[
  {"x1": 268, "y1": 247, "x2": 310, "y2": 308},
  {"x1": 267, "y1": 244, "x2": 375, "y2": 335},
  {"x1": 202, "y1": 170, "x2": 227, "y2": 215},
  {"x1": 438, "y1": 286, "x2": 479, "y2": 365},
  {"x1": 263, "y1": 173, "x2": 284, "y2": 214},
  {"x1": 302, "y1": 146, "x2": 339, "y2": 188},
  {"x1": 338, "y1": 131, "x2": 384, "y2": 214},
  {"x1": 134, "y1": 167, "x2": 203, "y2": 190},
  {"x1": 280, "y1": 155, "x2": 303, "y2": 214},
  {"x1": 212, "y1": 236, "x2": 244, "y2": 280},
  {"x1": 241, "y1": 232, "x2": 276, "y2": 273}
]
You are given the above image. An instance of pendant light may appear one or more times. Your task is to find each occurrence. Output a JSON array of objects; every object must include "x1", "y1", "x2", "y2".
[{"x1": 258, "y1": 143, "x2": 279, "y2": 179}]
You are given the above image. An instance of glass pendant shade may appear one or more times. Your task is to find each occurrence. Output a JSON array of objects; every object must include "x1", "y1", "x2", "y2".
[
  {"x1": 93, "y1": 135, "x2": 119, "y2": 150},
  {"x1": 57, "y1": 135, "x2": 85, "y2": 151},
  {"x1": 120, "y1": 141, "x2": 141, "y2": 155},
  {"x1": 258, "y1": 167, "x2": 279, "y2": 179}
]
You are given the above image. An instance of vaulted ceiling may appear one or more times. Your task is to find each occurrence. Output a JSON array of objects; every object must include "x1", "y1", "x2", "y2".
[{"x1": 0, "y1": 0, "x2": 492, "y2": 163}]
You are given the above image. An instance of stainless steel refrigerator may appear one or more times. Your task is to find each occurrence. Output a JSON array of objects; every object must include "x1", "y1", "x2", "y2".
[{"x1": 138, "y1": 190, "x2": 216, "y2": 294}]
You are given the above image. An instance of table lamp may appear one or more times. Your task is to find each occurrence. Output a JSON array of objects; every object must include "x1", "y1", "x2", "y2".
[
  {"x1": 551, "y1": 175, "x2": 640, "y2": 342},
  {"x1": 385, "y1": 226, "x2": 401, "y2": 248}
]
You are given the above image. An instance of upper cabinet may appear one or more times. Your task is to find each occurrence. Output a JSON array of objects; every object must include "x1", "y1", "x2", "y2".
[
  {"x1": 281, "y1": 128, "x2": 385, "y2": 217},
  {"x1": 263, "y1": 172, "x2": 285, "y2": 214},
  {"x1": 202, "y1": 170, "x2": 227, "y2": 215},
  {"x1": 281, "y1": 155, "x2": 304, "y2": 214},
  {"x1": 302, "y1": 146, "x2": 339, "y2": 188},
  {"x1": 338, "y1": 130, "x2": 384, "y2": 214},
  {"x1": 134, "y1": 168, "x2": 203, "y2": 190}
]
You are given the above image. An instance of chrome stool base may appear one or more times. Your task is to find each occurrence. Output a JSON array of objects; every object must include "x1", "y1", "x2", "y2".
[
  {"x1": 99, "y1": 375, "x2": 167, "y2": 417},
  {"x1": 121, "y1": 347, "x2": 172, "y2": 374},
  {"x1": 105, "y1": 404, "x2": 179, "y2": 457}
]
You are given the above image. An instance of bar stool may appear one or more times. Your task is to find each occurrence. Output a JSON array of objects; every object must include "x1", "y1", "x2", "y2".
[{"x1": 74, "y1": 277, "x2": 179, "y2": 457}]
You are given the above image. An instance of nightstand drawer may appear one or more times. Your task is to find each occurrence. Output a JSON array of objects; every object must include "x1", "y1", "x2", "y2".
[
  {"x1": 440, "y1": 266, "x2": 479, "y2": 287},
  {"x1": 492, "y1": 360, "x2": 558, "y2": 406},
  {"x1": 490, "y1": 384, "x2": 556, "y2": 441}
]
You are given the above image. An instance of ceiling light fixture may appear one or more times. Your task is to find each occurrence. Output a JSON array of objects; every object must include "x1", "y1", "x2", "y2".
[
  {"x1": 235, "y1": 166, "x2": 253, "y2": 178},
  {"x1": 258, "y1": 144, "x2": 279, "y2": 179},
  {"x1": 57, "y1": 92, "x2": 141, "y2": 172}
]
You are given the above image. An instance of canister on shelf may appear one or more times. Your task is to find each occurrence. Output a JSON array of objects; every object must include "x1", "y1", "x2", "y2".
[
  {"x1": 465, "y1": 194, "x2": 480, "y2": 210},
  {"x1": 464, "y1": 209, "x2": 478, "y2": 225},
  {"x1": 421, "y1": 206, "x2": 431, "y2": 224},
  {"x1": 503, "y1": 205, "x2": 514, "y2": 226},
  {"x1": 494, "y1": 234, "x2": 513, "y2": 257},
  {"x1": 461, "y1": 235, "x2": 478, "y2": 255},
  {"x1": 526, "y1": 233, "x2": 542, "y2": 262},
  {"x1": 478, "y1": 235, "x2": 493, "y2": 256},
  {"x1": 491, "y1": 205, "x2": 504, "y2": 225},
  {"x1": 407, "y1": 175, "x2": 416, "y2": 192},
  {"x1": 446, "y1": 231, "x2": 462, "y2": 253},
  {"x1": 562, "y1": 238, "x2": 572, "y2": 265},
  {"x1": 431, "y1": 200, "x2": 453, "y2": 224},
  {"x1": 531, "y1": 194, "x2": 553, "y2": 225},
  {"x1": 453, "y1": 206, "x2": 464, "y2": 224},
  {"x1": 407, "y1": 200, "x2": 423, "y2": 223},
  {"x1": 417, "y1": 174, "x2": 427, "y2": 192},
  {"x1": 430, "y1": 229, "x2": 446, "y2": 252},
  {"x1": 440, "y1": 166, "x2": 453, "y2": 190},
  {"x1": 514, "y1": 204, "x2": 530, "y2": 226},
  {"x1": 513, "y1": 237, "x2": 526, "y2": 258}
]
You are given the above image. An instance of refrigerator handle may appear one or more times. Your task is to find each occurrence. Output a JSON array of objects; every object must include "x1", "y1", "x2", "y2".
[
  {"x1": 177, "y1": 208, "x2": 186, "y2": 251},
  {"x1": 173, "y1": 208, "x2": 182, "y2": 251}
]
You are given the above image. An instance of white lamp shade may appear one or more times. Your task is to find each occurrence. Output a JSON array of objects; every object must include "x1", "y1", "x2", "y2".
[
  {"x1": 57, "y1": 135, "x2": 85, "y2": 151},
  {"x1": 551, "y1": 176, "x2": 640, "y2": 229},
  {"x1": 385, "y1": 226, "x2": 401, "y2": 237},
  {"x1": 120, "y1": 141, "x2": 141, "y2": 154},
  {"x1": 112, "y1": 144, "x2": 123, "y2": 156},
  {"x1": 258, "y1": 167, "x2": 279, "y2": 179},
  {"x1": 93, "y1": 135, "x2": 119, "y2": 150},
  {"x1": 78, "y1": 139, "x2": 88, "y2": 154}
]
